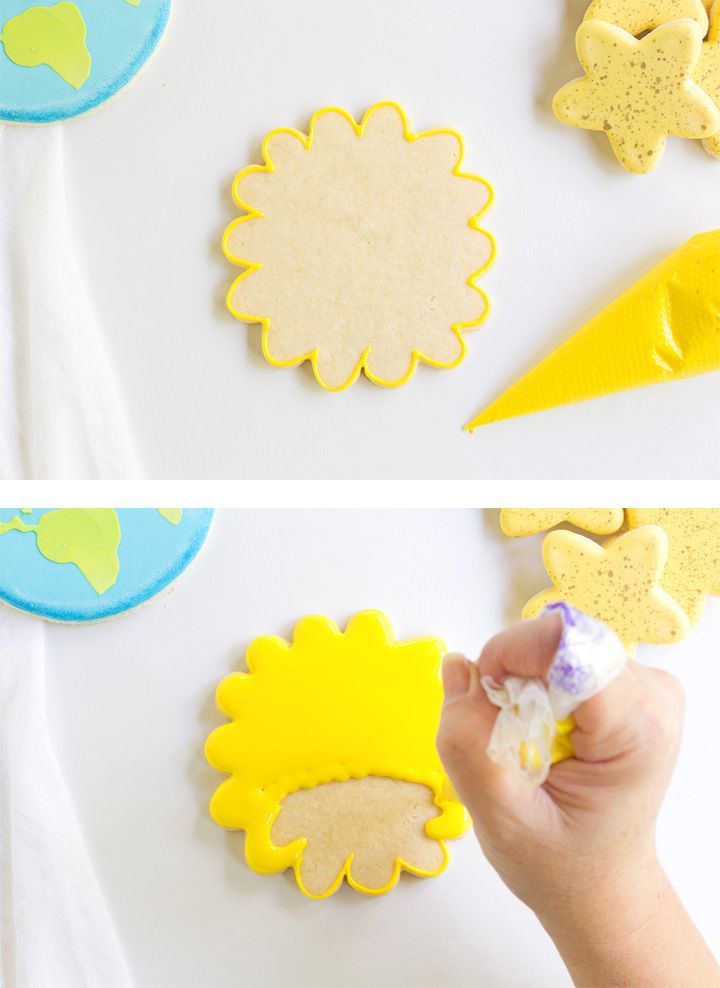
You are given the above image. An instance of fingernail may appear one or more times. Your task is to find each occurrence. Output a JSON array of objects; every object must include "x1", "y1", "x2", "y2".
[
  {"x1": 538, "y1": 610, "x2": 564, "y2": 652},
  {"x1": 442, "y1": 653, "x2": 471, "y2": 700}
]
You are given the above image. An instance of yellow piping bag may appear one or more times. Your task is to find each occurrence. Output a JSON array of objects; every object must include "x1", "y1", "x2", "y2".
[{"x1": 466, "y1": 230, "x2": 720, "y2": 431}]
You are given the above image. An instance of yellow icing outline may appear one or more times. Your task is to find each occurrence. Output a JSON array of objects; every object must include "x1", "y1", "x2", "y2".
[
  {"x1": 205, "y1": 610, "x2": 469, "y2": 899},
  {"x1": 222, "y1": 102, "x2": 496, "y2": 392}
]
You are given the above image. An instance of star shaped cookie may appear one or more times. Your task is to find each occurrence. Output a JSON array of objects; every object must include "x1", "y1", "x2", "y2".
[
  {"x1": 553, "y1": 19, "x2": 720, "y2": 173},
  {"x1": 584, "y1": 0, "x2": 709, "y2": 37},
  {"x1": 500, "y1": 509, "x2": 624, "y2": 538},
  {"x1": 523, "y1": 526, "x2": 691, "y2": 655},
  {"x1": 626, "y1": 509, "x2": 720, "y2": 624},
  {"x1": 695, "y1": 3, "x2": 720, "y2": 158}
]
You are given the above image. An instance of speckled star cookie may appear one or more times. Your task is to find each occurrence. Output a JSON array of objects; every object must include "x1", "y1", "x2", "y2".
[
  {"x1": 223, "y1": 102, "x2": 494, "y2": 391},
  {"x1": 553, "y1": 19, "x2": 720, "y2": 173},
  {"x1": 584, "y1": 0, "x2": 709, "y2": 37},
  {"x1": 523, "y1": 526, "x2": 691, "y2": 655},
  {"x1": 695, "y1": 1, "x2": 720, "y2": 157},
  {"x1": 500, "y1": 509, "x2": 624, "y2": 538},
  {"x1": 625, "y1": 509, "x2": 720, "y2": 624}
]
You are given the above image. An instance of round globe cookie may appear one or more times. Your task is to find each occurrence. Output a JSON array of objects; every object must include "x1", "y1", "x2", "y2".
[
  {"x1": 0, "y1": 0, "x2": 171, "y2": 124},
  {"x1": 0, "y1": 508, "x2": 213, "y2": 622}
]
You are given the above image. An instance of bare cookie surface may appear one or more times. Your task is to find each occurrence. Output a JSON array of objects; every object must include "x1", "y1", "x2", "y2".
[
  {"x1": 272, "y1": 777, "x2": 446, "y2": 897},
  {"x1": 224, "y1": 103, "x2": 494, "y2": 390}
]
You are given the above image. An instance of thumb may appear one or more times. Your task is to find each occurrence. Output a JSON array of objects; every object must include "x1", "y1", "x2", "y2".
[
  {"x1": 437, "y1": 613, "x2": 564, "y2": 813},
  {"x1": 436, "y1": 653, "x2": 512, "y2": 809}
]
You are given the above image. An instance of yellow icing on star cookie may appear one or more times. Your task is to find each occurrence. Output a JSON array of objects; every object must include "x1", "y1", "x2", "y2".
[
  {"x1": 500, "y1": 509, "x2": 624, "y2": 538},
  {"x1": 205, "y1": 610, "x2": 468, "y2": 899},
  {"x1": 696, "y1": 2, "x2": 720, "y2": 158},
  {"x1": 223, "y1": 102, "x2": 495, "y2": 391},
  {"x1": 466, "y1": 230, "x2": 720, "y2": 430},
  {"x1": 626, "y1": 509, "x2": 720, "y2": 625},
  {"x1": 0, "y1": 3, "x2": 91, "y2": 90},
  {"x1": 523, "y1": 527, "x2": 691, "y2": 656},
  {"x1": 583, "y1": 0, "x2": 709, "y2": 37},
  {"x1": 553, "y1": 19, "x2": 720, "y2": 174}
]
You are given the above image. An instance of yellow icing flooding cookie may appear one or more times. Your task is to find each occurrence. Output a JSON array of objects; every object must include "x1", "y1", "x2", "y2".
[
  {"x1": 696, "y1": 2, "x2": 720, "y2": 158},
  {"x1": 466, "y1": 230, "x2": 720, "y2": 430},
  {"x1": 0, "y1": 2, "x2": 91, "y2": 90},
  {"x1": 205, "y1": 610, "x2": 468, "y2": 899},
  {"x1": 523, "y1": 527, "x2": 691, "y2": 656},
  {"x1": 626, "y1": 509, "x2": 720, "y2": 624},
  {"x1": 553, "y1": 19, "x2": 720, "y2": 173},
  {"x1": 223, "y1": 102, "x2": 495, "y2": 391},
  {"x1": 583, "y1": 0, "x2": 709, "y2": 37},
  {"x1": 500, "y1": 509, "x2": 624, "y2": 538}
]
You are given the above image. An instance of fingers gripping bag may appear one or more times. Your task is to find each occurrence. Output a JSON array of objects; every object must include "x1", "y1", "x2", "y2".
[{"x1": 481, "y1": 603, "x2": 627, "y2": 785}]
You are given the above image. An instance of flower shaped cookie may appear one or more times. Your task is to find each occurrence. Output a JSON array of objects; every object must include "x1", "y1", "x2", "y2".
[
  {"x1": 553, "y1": 18, "x2": 720, "y2": 173},
  {"x1": 523, "y1": 526, "x2": 691, "y2": 655},
  {"x1": 223, "y1": 103, "x2": 494, "y2": 390},
  {"x1": 205, "y1": 610, "x2": 467, "y2": 898}
]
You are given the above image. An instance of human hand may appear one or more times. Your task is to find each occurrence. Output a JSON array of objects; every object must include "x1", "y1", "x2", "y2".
[{"x1": 437, "y1": 612, "x2": 719, "y2": 987}]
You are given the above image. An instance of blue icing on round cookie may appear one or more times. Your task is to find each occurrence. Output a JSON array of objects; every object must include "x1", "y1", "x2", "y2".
[
  {"x1": 0, "y1": 0, "x2": 171, "y2": 124},
  {"x1": 0, "y1": 508, "x2": 213, "y2": 622}
]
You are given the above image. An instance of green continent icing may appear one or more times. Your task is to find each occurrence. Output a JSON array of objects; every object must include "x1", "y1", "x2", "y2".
[
  {"x1": 0, "y1": 3, "x2": 91, "y2": 90},
  {"x1": 0, "y1": 517, "x2": 37, "y2": 536},
  {"x1": 158, "y1": 509, "x2": 183, "y2": 525},
  {"x1": 0, "y1": 509, "x2": 121, "y2": 596},
  {"x1": 35, "y1": 510, "x2": 121, "y2": 594}
]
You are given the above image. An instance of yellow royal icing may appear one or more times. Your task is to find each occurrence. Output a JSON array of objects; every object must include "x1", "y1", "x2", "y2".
[
  {"x1": 157, "y1": 508, "x2": 183, "y2": 525},
  {"x1": 466, "y1": 230, "x2": 720, "y2": 430},
  {"x1": 696, "y1": 3, "x2": 720, "y2": 158},
  {"x1": 626, "y1": 509, "x2": 720, "y2": 625},
  {"x1": 523, "y1": 527, "x2": 691, "y2": 657},
  {"x1": 0, "y1": 509, "x2": 120, "y2": 595},
  {"x1": 0, "y1": 2, "x2": 91, "y2": 90},
  {"x1": 553, "y1": 19, "x2": 720, "y2": 174},
  {"x1": 583, "y1": 0, "x2": 709, "y2": 37},
  {"x1": 500, "y1": 509, "x2": 624, "y2": 538},
  {"x1": 205, "y1": 610, "x2": 469, "y2": 899}
]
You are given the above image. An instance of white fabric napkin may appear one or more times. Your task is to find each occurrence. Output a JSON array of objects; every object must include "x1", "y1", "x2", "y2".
[
  {"x1": 0, "y1": 606, "x2": 132, "y2": 988},
  {"x1": 0, "y1": 126, "x2": 141, "y2": 479}
]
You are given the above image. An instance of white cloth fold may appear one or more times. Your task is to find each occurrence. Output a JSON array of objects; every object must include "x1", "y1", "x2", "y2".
[
  {"x1": 0, "y1": 126, "x2": 141, "y2": 479},
  {"x1": 0, "y1": 606, "x2": 132, "y2": 988}
]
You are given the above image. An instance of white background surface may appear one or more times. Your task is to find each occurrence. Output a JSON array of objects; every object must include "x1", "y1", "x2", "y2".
[
  {"x1": 45, "y1": 509, "x2": 720, "y2": 987},
  {"x1": 57, "y1": 0, "x2": 720, "y2": 480}
]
